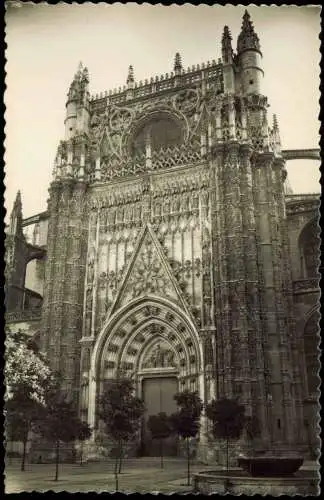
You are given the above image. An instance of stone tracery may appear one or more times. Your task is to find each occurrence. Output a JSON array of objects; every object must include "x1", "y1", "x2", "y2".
[{"x1": 25, "y1": 10, "x2": 319, "y2": 462}]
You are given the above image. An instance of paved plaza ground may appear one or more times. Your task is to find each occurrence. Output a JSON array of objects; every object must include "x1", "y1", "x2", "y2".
[
  {"x1": 5, "y1": 457, "x2": 218, "y2": 494},
  {"x1": 4, "y1": 458, "x2": 319, "y2": 494}
]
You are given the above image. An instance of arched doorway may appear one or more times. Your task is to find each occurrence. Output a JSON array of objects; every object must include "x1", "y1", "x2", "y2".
[
  {"x1": 137, "y1": 334, "x2": 179, "y2": 456},
  {"x1": 89, "y1": 296, "x2": 203, "y2": 456}
]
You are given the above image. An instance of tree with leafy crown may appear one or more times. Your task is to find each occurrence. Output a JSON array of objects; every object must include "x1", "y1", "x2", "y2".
[
  {"x1": 5, "y1": 329, "x2": 53, "y2": 405},
  {"x1": 98, "y1": 376, "x2": 146, "y2": 492},
  {"x1": 5, "y1": 329, "x2": 54, "y2": 470},
  {"x1": 169, "y1": 390, "x2": 203, "y2": 486},
  {"x1": 205, "y1": 398, "x2": 246, "y2": 476},
  {"x1": 36, "y1": 379, "x2": 90, "y2": 481}
]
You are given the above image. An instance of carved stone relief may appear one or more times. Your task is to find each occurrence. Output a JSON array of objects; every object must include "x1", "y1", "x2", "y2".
[
  {"x1": 125, "y1": 238, "x2": 168, "y2": 298},
  {"x1": 142, "y1": 342, "x2": 177, "y2": 369}
]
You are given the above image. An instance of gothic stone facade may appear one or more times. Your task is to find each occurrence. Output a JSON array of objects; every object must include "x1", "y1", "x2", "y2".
[{"x1": 6, "y1": 12, "x2": 320, "y2": 459}]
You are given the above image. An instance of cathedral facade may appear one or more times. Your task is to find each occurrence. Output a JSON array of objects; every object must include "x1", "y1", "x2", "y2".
[{"x1": 6, "y1": 12, "x2": 320, "y2": 460}]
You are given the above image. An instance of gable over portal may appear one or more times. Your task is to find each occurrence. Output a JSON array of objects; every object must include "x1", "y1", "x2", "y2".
[{"x1": 109, "y1": 224, "x2": 193, "y2": 318}]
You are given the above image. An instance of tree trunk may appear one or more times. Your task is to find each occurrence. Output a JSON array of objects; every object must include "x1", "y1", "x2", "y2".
[
  {"x1": 21, "y1": 436, "x2": 27, "y2": 471},
  {"x1": 55, "y1": 440, "x2": 60, "y2": 481},
  {"x1": 80, "y1": 441, "x2": 83, "y2": 466},
  {"x1": 114, "y1": 443, "x2": 119, "y2": 491},
  {"x1": 186, "y1": 438, "x2": 190, "y2": 486},
  {"x1": 224, "y1": 438, "x2": 230, "y2": 493},
  {"x1": 160, "y1": 439, "x2": 163, "y2": 469},
  {"x1": 118, "y1": 441, "x2": 123, "y2": 474}
]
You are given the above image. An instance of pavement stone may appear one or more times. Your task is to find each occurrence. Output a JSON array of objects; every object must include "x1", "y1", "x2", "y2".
[{"x1": 4, "y1": 458, "x2": 319, "y2": 494}]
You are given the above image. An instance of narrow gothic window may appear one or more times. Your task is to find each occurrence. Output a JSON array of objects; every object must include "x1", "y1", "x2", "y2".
[{"x1": 299, "y1": 220, "x2": 320, "y2": 278}]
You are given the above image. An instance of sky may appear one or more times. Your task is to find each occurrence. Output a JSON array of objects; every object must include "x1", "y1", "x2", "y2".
[{"x1": 5, "y1": 3, "x2": 321, "y2": 219}]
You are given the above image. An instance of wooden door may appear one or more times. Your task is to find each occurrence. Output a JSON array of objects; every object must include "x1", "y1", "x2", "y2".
[{"x1": 142, "y1": 377, "x2": 178, "y2": 456}]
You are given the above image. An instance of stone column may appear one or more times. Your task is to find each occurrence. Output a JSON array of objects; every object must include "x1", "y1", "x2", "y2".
[
  {"x1": 210, "y1": 144, "x2": 230, "y2": 398},
  {"x1": 62, "y1": 181, "x2": 87, "y2": 399},
  {"x1": 272, "y1": 157, "x2": 306, "y2": 448},
  {"x1": 252, "y1": 152, "x2": 296, "y2": 450},
  {"x1": 141, "y1": 175, "x2": 151, "y2": 224},
  {"x1": 240, "y1": 144, "x2": 270, "y2": 448},
  {"x1": 49, "y1": 179, "x2": 74, "y2": 374},
  {"x1": 41, "y1": 182, "x2": 61, "y2": 353}
]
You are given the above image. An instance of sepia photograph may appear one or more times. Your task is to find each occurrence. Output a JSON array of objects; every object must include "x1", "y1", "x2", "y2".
[{"x1": 4, "y1": 2, "x2": 321, "y2": 495}]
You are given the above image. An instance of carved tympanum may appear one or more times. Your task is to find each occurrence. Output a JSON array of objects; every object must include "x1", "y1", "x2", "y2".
[{"x1": 143, "y1": 343, "x2": 177, "y2": 369}]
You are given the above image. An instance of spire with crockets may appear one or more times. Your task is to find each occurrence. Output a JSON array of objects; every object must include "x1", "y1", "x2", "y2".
[
  {"x1": 8, "y1": 190, "x2": 23, "y2": 236},
  {"x1": 222, "y1": 26, "x2": 234, "y2": 64},
  {"x1": 237, "y1": 10, "x2": 261, "y2": 54},
  {"x1": 271, "y1": 114, "x2": 282, "y2": 154},
  {"x1": 127, "y1": 65, "x2": 135, "y2": 88},
  {"x1": 67, "y1": 61, "x2": 90, "y2": 103},
  {"x1": 173, "y1": 52, "x2": 183, "y2": 75}
]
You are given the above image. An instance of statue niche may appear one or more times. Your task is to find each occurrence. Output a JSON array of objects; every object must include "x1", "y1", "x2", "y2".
[{"x1": 143, "y1": 343, "x2": 177, "y2": 369}]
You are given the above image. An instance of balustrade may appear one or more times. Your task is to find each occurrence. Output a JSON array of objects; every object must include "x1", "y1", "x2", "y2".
[{"x1": 6, "y1": 308, "x2": 42, "y2": 323}]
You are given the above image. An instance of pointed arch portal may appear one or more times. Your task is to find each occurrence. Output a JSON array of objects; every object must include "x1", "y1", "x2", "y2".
[{"x1": 88, "y1": 295, "x2": 204, "y2": 452}]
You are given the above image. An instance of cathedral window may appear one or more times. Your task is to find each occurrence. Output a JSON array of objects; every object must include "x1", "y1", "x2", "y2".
[
  {"x1": 131, "y1": 115, "x2": 183, "y2": 159},
  {"x1": 299, "y1": 219, "x2": 320, "y2": 278}
]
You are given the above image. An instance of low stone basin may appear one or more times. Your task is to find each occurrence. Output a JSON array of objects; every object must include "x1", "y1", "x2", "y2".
[
  {"x1": 192, "y1": 468, "x2": 319, "y2": 496},
  {"x1": 237, "y1": 456, "x2": 304, "y2": 476}
]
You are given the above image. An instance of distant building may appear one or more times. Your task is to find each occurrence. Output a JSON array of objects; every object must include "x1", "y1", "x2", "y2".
[{"x1": 5, "y1": 11, "x2": 320, "y2": 461}]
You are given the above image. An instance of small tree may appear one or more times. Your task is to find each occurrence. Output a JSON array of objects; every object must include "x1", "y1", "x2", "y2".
[
  {"x1": 5, "y1": 386, "x2": 43, "y2": 471},
  {"x1": 98, "y1": 377, "x2": 146, "y2": 492},
  {"x1": 147, "y1": 412, "x2": 172, "y2": 469},
  {"x1": 205, "y1": 398, "x2": 245, "y2": 475},
  {"x1": 75, "y1": 421, "x2": 92, "y2": 466},
  {"x1": 5, "y1": 330, "x2": 54, "y2": 470},
  {"x1": 36, "y1": 382, "x2": 83, "y2": 481},
  {"x1": 5, "y1": 329, "x2": 52, "y2": 405},
  {"x1": 169, "y1": 390, "x2": 203, "y2": 486}
]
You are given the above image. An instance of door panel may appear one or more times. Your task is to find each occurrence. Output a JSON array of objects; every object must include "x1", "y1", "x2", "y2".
[{"x1": 142, "y1": 377, "x2": 178, "y2": 456}]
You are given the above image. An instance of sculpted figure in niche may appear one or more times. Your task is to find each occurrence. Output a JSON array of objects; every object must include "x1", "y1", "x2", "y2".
[
  {"x1": 163, "y1": 197, "x2": 170, "y2": 217},
  {"x1": 181, "y1": 195, "x2": 189, "y2": 213},
  {"x1": 191, "y1": 192, "x2": 199, "y2": 211},
  {"x1": 155, "y1": 200, "x2": 162, "y2": 218},
  {"x1": 135, "y1": 204, "x2": 142, "y2": 221},
  {"x1": 87, "y1": 260, "x2": 95, "y2": 284}
]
